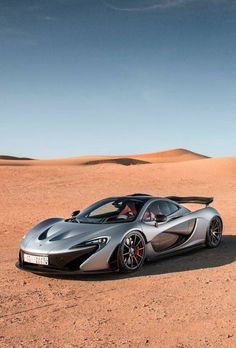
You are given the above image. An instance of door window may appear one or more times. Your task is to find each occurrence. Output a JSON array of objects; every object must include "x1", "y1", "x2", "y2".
[
  {"x1": 143, "y1": 200, "x2": 179, "y2": 222},
  {"x1": 143, "y1": 201, "x2": 161, "y2": 221},
  {"x1": 158, "y1": 201, "x2": 179, "y2": 216}
]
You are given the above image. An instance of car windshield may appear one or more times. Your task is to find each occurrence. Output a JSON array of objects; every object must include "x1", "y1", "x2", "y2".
[{"x1": 76, "y1": 198, "x2": 146, "y2": 224}]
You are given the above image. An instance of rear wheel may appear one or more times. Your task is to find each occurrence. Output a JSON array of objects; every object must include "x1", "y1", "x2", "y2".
[
  {"x1": 118, "y1": 231, "x2": 145, "y2": 273},
  {"x1": 206, "y1": 216, "x2": 223, "y2": 248}
]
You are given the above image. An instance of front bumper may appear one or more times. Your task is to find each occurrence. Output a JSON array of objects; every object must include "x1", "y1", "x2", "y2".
[{"x1": 17, "y1": 246, "x2": 106, "y2": 275}]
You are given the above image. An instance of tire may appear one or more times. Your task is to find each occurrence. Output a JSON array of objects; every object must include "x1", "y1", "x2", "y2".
[
  {"x1": 206, "y1": 216, "x2": 223, "y2": 248},
  {"x1": 117, "y1": 231, "x2": 146, "y2": 273}
]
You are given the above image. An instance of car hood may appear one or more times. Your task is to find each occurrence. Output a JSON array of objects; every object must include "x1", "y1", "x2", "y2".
[{"x1": 20, "y1": 219, "x2": 137, "y2": 254}]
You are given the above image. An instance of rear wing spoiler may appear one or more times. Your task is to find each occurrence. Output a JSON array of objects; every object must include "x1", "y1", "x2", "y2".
[{"x1": 167, "y1": 196, "x2": 213, "y2": 206}]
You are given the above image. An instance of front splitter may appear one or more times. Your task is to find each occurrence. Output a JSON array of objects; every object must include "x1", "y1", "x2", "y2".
[{"x1": 16, "y1": 261, "x2": 116, "y2": 276}]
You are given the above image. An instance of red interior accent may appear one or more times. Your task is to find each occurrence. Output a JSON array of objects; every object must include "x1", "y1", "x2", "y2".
[{"x1": 119, "y1": 202, "x2": 137, "y2": 216}]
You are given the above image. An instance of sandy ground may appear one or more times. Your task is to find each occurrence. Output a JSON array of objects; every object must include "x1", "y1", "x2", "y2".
[{"x1": 0, "y1": 151, "x2": 235, "y2": 348}]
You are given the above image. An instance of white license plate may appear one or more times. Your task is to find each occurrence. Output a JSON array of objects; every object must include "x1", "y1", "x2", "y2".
[{"x1": 23, "y1": 253, "x2": 48, "y2": 265}]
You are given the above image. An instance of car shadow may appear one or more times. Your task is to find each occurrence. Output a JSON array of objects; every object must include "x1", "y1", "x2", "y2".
[{"x1": 42, "y1": 235, "x2": 236, "y2": 282}]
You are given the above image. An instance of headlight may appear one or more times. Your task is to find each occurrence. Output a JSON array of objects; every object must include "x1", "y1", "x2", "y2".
[
  {"x1": 84, "y1": 237, "x2": 109, "y2": 246},
  {"x1": 70, "y1": 236, "x2": 110, "y2": 250}
]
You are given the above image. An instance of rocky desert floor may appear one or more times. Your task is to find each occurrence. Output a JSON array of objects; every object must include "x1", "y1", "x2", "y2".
[{"x1": 0, "y1": 150, "x2": 235, "y2": 348}]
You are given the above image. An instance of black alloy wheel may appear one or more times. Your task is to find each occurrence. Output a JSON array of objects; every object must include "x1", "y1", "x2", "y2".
[
  {"x1": 206, "y1": 216, "x2": 223, "y2": 248},
  {"x1": 118, "y1": 231, "x2": 146, "y2": 273}
]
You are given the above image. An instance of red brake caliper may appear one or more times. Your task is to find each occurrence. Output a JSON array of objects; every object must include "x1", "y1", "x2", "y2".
[{"x1": 135, "y1": 246, "x2": 140, "y2": 257}]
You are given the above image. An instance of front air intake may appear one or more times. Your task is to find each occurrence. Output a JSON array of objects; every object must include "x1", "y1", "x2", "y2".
[{"x1": 38, "y1": 228, "x2": 50, "y2": 240}]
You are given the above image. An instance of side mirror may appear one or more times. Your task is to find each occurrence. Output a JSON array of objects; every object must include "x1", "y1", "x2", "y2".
[
  {"x1": 155, "y1": 214, "x2": 167, "y2": 223},
  {"x1": 71, "y1": 210, "x2": 80, "y2": 217}
]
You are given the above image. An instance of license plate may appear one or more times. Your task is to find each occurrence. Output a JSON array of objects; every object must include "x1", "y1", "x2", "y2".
[{"x1": 23, "y1": 253, "x2": 48, "y2": 265}]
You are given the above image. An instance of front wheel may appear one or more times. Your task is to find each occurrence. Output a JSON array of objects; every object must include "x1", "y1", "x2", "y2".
[
  {"x1": 117, "y1": 231, "x2": 146, "y2": 273},
  {"x1": 206, "y1": 216, "x2": 223, "y2": 248}
]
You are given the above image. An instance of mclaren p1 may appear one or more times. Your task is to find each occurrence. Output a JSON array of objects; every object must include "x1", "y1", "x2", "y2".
[{"x1": 17, "y1": 194, "x2": 223, "y2": 274}]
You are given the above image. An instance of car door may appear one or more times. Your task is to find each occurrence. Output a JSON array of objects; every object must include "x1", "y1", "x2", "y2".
[{"x1": 142, "y1": 200, "x2": 195, "y2": 254}]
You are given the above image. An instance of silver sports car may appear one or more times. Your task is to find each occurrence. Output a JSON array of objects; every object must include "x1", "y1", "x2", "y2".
[{"x1": 17, "y1": 194, "x2": 223, "y2": 274}]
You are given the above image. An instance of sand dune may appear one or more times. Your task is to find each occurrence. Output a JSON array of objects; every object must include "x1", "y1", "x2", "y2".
[
  {"x1": 0, "y1": 155, "x2": 33, "y2": 160},
  {"x1": 0, "y1": 148, "x2": 209, "y2": 166},
  {"x1": 132, "y1": 148, "x2": 209, "y2": 163},
  {"x1": 82, "y1": 157, "x2": 150, "y2": 166},
  {"x1": 0, "y1": 151, "x2": 235, "y2": 348}
]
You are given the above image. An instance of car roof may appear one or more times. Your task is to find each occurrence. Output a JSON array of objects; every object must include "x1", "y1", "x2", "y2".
[{"x1": 108, "y1": 194, "x2": 164, "y2": 202}]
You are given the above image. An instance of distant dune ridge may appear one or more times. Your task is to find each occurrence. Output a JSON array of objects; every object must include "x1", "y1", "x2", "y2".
[
  {"x1": 0, "y1": 155, "x2": 33, "y2": 160},
  {"x1": 0, "y1": 148, "x2": 209, "y2": 166}
]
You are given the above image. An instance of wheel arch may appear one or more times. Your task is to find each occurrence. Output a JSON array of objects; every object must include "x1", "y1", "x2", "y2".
[
  {"x1": 205, "y1": 214, "x2": 223, "y2": 248},
  {"x1": 123, "y1": 228, "x2": 148, "y2": 244},
  {"x1": 208, "y1": 214, "x2": 223, "y2": 229},
  {"x1": 108, "y1": 228, "x2": 147, "y2": 270}
]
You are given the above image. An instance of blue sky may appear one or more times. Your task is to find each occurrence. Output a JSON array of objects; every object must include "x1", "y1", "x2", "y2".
[{"x1": 0, "y1": 0, "x2": 235, "y2": 158}]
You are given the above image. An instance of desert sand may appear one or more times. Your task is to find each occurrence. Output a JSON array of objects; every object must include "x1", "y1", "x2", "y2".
[{"x1": 0, "y1": 149, "x2": 235, "y2": 348}]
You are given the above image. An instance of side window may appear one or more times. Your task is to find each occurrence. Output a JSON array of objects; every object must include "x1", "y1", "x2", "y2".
[
  {"x1": 168, "y1": 202, "x2": 179, "y2": 215},
  {"x1": 143, "y1": 200, "x2": 179, "y2": 221},
  {"x1": 158, "y1": 201, "x2": 178, "y2": 216},
  {"x1": 158, "y1": 201, "x2": 171, "y2": 216},
  {"x1": 143, "y1": 202, "x2": 161, "y2": 221}
]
